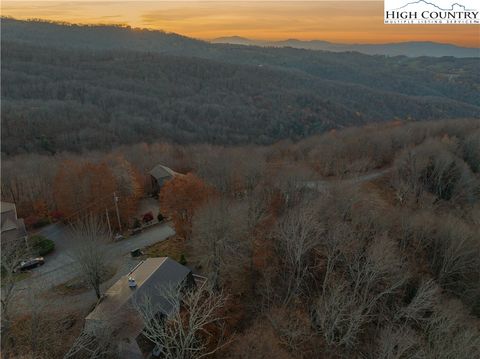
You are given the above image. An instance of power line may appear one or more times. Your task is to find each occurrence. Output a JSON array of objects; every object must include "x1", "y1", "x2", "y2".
[{"x1": 113, "y1": 192, "x2": 122, "y2": 232}]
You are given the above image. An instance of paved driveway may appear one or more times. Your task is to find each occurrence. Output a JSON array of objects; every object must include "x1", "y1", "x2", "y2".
[{"x1": 17, "y1": 222, "x2": 174, "y2": 290}]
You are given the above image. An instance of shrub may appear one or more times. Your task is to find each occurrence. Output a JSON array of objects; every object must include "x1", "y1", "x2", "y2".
[
  {"x1": 29, "y1": 235, "x2": 55, "y2": 256},
  {"x1": 38, "y1": 240, "x2": 55, "y2": 256},
  {"x1": 50, "y1": 210, "x2": 64, "y2": 221},
  {"x1": 179, "y1": 254, "x2": 187, "y2": 265},
  {"x1": 33, "y1": 217, "x2": 51, "y2": 228},
  {"x1": 157, "y1": 212, "x2": 164, "y2": 222},
  {"x1": 142, "y1": 212, "x2": 154, "y2": 223},
  {"x1": 133, "y1": 218, "x2": 141, "y2": 229}
]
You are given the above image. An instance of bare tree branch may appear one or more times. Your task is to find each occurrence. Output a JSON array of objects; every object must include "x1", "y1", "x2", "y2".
[
  {"x1": 134, "y1": 281, "x2": 229, "y2": 359},
  {"x1": 69, "y1": 215, "x2": 110, "y2": 299}
]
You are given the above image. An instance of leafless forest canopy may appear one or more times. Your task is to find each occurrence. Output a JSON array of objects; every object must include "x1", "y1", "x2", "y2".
[{"x1": 2, "y1": 118, "x2": 480, "y2": 358}]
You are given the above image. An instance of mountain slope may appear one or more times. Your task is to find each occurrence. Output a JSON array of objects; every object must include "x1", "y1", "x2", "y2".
[
  {"x1": 2, "y1": 41, "x2": 479, "y2": 154},
  {"x1": 2, "y1": 19, "x2": 479, "y2": 106},
  {"x1": 1, "y1": 19, "x2": 479, "y2": 154}
]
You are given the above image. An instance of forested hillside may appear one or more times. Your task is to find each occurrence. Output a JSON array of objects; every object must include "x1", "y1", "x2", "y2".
[
  {"x1": 1, "y1": 19, "x2": 479, "y2": 155},
  {"x1": 2, "y1": 119, "x2": 480, "y2": 358},
  {"x1": 3, "y1": 19, "x2": 479, "y2": 102}
]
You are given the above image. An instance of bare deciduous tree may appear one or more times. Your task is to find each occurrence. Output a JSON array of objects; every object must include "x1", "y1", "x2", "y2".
[
  {"x1": 193, "y1": 147, "x2": 237, "y2": 194},
  {"x1": 318, "y1": 222, "x2": 354, "y2": 292},
  {"x1": 244, "y1": 187, "x2": 272, "y2": 233},
  {"x1": 392, "y1": 139, "x2": 479, "y2": 205},
  {"x1": 397, "y1": 279, "x2": 440, "y2": 325},
  {"x1": 313, "y1": 279, "x2": 365, "y2": 350},
  {"x1": 312, "y1": 235, "x2": 408, "y2": 350},
  {"x1": 463, "y1": 129, "x2": 480, "y2": 173},
  {"x1": 274, "y1": 203, "x2": 322, "y2": 304},
  {"x1": 225, "y1": 319, "x2": 293, "y2": 359},
  {"x1": 69, "y1": 216, "x2": 110, "y2": 299},
  {"x1": 22, "y1": 282, "x2": 51, "y2": 357},
  {"x1": 268, "y1": 307, "x2": 316, "y2": 357},
  {"x1": 1, "y1": 154, "x2": 58, "y2": 215},
  {"x1": 272, "y1": 164, "x2": 316, "y2": 209},
  {"x1": 428, "y1": 216, "x2": 480, "y2": 309},
  {"x1": 191, "y1": 198, "x2": 249, "y2": 289},
  {"x1": 64, "y1": 323, "x2": 117, "y2": 359},
  {"x1": 375, "y1": 325, "x2": 424, "y2": 359},
  {"x1": 423, "y1": 300, "x2": 480, "y2": 359},
  {"x1": 1, "y1": 240, "x2": 30, "y2": 354},
  {"x1": 135, "y1": 281, "x2": 229, "y2": 359}
]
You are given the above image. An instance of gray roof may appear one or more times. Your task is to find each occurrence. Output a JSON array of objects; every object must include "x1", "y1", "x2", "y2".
[
  {"x1": 149, "y1": 164, "x2": 176, "y2": 181},
  {"x1": 1, "y1": 202, "x2": 16, "y2": 214},
  {"x1": 86, "y1": 257, "x2": 191, "y2": 325},
  {"x1": 1, "y1": 218, "x2": 18, "y2": 232},
  {"x1": 1, "y1": 202, "x2": 27, "y2": 241}
]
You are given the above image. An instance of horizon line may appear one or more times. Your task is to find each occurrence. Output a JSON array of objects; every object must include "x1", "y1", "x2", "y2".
[{"x1": 4, "y1": 16, "x2": 480, "y2": 49}]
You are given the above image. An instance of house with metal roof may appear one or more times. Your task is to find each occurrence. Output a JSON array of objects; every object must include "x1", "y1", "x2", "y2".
[
  {"x1": 84, "y1": 257, "x2": 194, "y2": 358},
  {"x1": 1, "y1": 201, "x2": 27, "y2": 245},
  {"x1": 148, "y1": 164, "x2": 179, "y2": 195}
]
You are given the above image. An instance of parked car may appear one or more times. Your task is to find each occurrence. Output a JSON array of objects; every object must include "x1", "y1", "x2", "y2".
[
  {"x1": 114, "y1": 233, "x2": 125, "y2": 241},
  {"x1": 130, "y1": 248, "x2": 143, "y2": 257},
  {"x1": 17, "y1": 257, "x2": 45, "y2": 271}
]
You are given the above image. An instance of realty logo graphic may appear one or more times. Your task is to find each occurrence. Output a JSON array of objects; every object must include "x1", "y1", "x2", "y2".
[{"x1": 384, "y1": 0, "x2": 479, "y2": 24}]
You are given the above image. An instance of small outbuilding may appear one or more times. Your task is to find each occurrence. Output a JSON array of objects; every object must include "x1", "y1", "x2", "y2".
[{"x1": 148, "y1": 164, "x2": 178, "y2": 195}]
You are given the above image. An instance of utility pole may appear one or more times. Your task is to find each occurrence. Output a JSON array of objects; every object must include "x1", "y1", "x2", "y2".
[
  {"x1": 105, "y1": 208, "x2": 112, "y2": 237},
  {"x1": 114, "y1": 192, "x2": 122, "y2": 232}
]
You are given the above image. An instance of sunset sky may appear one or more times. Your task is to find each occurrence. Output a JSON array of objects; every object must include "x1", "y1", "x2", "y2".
[{"x1": 2, "y1": 1, "x2": 479, "y2": 47}]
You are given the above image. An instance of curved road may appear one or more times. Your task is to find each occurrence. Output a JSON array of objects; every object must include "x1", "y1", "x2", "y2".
[
  {"x1": 16, "y1": 222, "x2": 175, "y2": 291},
  {"x1": 303, "y1": 168, "x2": 391, "y2": 191}
]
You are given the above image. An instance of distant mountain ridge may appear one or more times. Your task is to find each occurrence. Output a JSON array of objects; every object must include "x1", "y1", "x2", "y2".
[
  {"x1": 3, "y1": 18, "x2": 478, "y2": 58},
  {"x1": 1, "y1": 18, "x2": 479, "y2": 154},
  {"x1": 211, "y1": 37, "x2": 480, "y2": 58}
]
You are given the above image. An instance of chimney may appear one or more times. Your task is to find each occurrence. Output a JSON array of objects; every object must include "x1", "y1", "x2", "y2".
[{"x1": 128, "y1": 276, "x2": 137, "y2": 288}]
